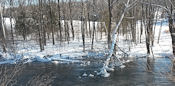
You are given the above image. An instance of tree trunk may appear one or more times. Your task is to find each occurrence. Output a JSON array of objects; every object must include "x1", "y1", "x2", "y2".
[
  {"x1": 81, "y1": 0, "x2": 85, "y2": 52},
  {"x1": 91, "y1": 21, "x2": 95, "y2": 50},
  {"x1": 49, "y1": 0, "x2": 55, "y2": 45},
  {"x1": 104, "y1": 0, "x2": 130, "y2": 68},
  {"x1": 38, "y1": 0, "x2": 44, "y2": 51},
  {"x1": 91, "y1": 0, "x2": 95, "y2": 50},
  {"x1": 169, "y1": 15, "x2": 175, "y2": 56},
  {"x1": 107, "y1": 0, "x2": 112, "y2": 49},
  {"x1": 10, "y1": 0, "x2": 14, "y2": 45},
  {"x1": 157, "y1": 21, "x2": 162, "y2": 44},
  {"x1": 57, "y1": 0, "x2": 62, "y2": 44},
  {"x1": 0, "y1": 5, "x2": 7, "y2": 53},
  {"x1": 69, "y1": 0, "x2": 75, "y2": 40}
]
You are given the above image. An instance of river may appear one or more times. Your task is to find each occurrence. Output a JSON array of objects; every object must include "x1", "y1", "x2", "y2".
[{"x1": 1, "y1": 57, "x2": 175, "y2": 86}]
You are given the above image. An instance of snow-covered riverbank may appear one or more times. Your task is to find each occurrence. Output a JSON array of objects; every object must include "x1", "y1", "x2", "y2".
[{"x1": 0, "y1": 20, "x2": 173, "y2": 66}]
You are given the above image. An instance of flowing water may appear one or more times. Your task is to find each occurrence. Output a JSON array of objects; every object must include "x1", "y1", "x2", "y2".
[{"x1": 1, "y1": 57, "x2": 175, "y2": 86}]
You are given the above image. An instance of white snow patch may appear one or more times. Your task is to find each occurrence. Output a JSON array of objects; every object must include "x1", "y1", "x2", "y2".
[
  {"x1": 97, "y1": 66, "x2": 110, "y2": 77},
  {"x1": 82, "y1": 73, "x2": 88, "y2": 77},
  {"x1": 89, "y1": 74, "x2": 94, "y2": 77},
  {"x1": 125, "y1": 60, "x2": 131, "y2": 63},
  {"x1": 120, "y1": 65, "x2": 126, "y2": 69},
  {"x1": 104, "y1": 65, "x2": 114, "y2": 72},
  {"x1": 52, "y1": 61, "x2": 59, "y2": 65}
]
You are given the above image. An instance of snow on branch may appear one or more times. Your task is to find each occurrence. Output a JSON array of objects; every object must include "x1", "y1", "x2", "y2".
[{"x1": 98, "y1": 0, "x2": 134, "y2": 77}]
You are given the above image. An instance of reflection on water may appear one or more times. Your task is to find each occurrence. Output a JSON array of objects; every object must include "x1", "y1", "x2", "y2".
[{"x1": 1, "y1": 57, "x2": 175, "y2": 86}]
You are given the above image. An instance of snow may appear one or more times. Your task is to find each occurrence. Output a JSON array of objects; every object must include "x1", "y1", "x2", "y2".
[
  {"x1": 97, "y1": 66, "x2": 110, "y2": 77},
  {"x1": 0, "y1": 39, "x2": 107, "y2": 64},
  {"x1": 120, "y1": 65, "x2": 126, "y2": 69},
  {"x1": 104, "y1": 65, "x2": 115, "y2": 72},
  {"x1": 125, "y1": 60, "x2": 131, "y2": 63},
  {"x1": 3, "y1": 17, "x2": 15, "y2": 31},
  {"x1": 0, "y1": 60, "x2": 16, "y2": 65},
  {"x1": 89, "y1": 74, "x2": 94, "y2": 77},
  {"x1": 82, "y1": 73, "x2": 88, "y2": 77},
  {"x1": 0, "y1": 18, "x2": 174, "y2": 77},
  {"x1": 0, "y1": 20, "x2": 108, "y2": 64},
  {"x1": 129, "y1": 21, "x2": 173, "y2": 58},
  {"x1": 82, "y1": 73, "x2": 94, "y2": 78},
  {"x1": 8, "y1": 37, "x2": 106, "y2": 64},
  {"x1": 97, "y1": 19, "x2": 172, "y2": 77}
]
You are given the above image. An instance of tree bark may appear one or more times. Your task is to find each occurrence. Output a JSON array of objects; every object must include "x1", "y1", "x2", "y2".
[
  {"x1": 107, "y1": 0, "x2": 112, "y2": 49},
  {"x1": 169, "y1": 6, "x2": 175, "y2": 56},
  {"x1": 0, "y1": 5, "x2": 7, "y2": 53},
  {"x1": 10, "y1": 0, "x2": 14, "y2": 45},
  {"x1": 57, "y1": 0, "x2": 62, "y2": 44},
  {"x1": 104, "y1": 0, "x2": 130, "y2": 67},
  {"x1": 49, "y1": 0, "x2": 55, "y2": 45},
  {"x1": 69, "y1": 0, "x2": 75, "y2": 40}
]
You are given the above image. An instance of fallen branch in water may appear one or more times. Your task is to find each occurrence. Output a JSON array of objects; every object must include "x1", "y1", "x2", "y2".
[{"x1": 98, "y1": 0, "x2": 138, "y2": 77}]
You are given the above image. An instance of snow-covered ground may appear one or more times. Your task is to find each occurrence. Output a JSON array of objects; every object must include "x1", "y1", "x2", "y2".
[
  {"x1": 0, "y1": 37, "x2": 108, "y2": 64},
  {"x1": 0, "y1": 19, "x2": 108, "y2": 64},
  {"x1": 129, "y1": 21, "x2": 172, "y2": 58},
  {"x1": 0, "y1": 19, "x2": 173, "y2": 66},
  {"x1": 97, "y1": 20, "x2": 173, "y2": 77}
]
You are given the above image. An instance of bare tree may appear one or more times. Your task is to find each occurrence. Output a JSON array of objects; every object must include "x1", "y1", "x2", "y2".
[
  {"x1": 99, "y1": 0, "x2": 138, "y2": 77},
  {"x1": 9, "y1": 0, "x2": 14, "y2": 45},
  {"x1": 81, "y1": 0, "x2": 85, "y2": 52},
  {"x1": 49, "y1": 0, "x2": 55, "y2": 45},
  {"x1": 91, "y1": 0, "x2": 96, "y2": 50},
  {"x1": 69, "y1": 0, "x2": 75, "y2": 40},
  {"x1": 0, "y1": 4, "x2": 7, "y2": 53}
]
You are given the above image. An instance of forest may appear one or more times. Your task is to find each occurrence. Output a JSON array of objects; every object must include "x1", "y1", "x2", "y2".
[{"x1": 0, "y1": 0, "x2": 175, "y2": 85}]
